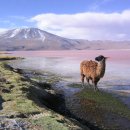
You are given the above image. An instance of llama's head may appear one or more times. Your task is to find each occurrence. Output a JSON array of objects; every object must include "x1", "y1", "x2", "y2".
[{"x1": 95, "y1": 55, "x2": 108, "y2": 62}]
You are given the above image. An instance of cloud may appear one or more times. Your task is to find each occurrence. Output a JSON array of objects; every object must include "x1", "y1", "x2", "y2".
[
  {"x1": 31, "y1": 10, "x2": 130, "y2": 40},
  {"x1": 0, "y1": 28, "x2": 8, "y2": 34}
]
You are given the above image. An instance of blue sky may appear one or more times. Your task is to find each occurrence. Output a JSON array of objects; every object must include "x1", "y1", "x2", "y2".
[
  {"x1": 1, "y1": 0, "x2": 130, "y2": 16},
  {"x1": 0, "y1": 0, "x2": 130, "y2": 40}
]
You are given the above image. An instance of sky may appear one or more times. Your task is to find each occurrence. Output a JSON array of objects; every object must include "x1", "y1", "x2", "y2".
[{"x1": 0, "y1": 0, "x2": 130, "y2": 40}]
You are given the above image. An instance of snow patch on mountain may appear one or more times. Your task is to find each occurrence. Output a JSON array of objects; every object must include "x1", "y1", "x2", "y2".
[
  {"x1": 38, "y1": 30, "x2": 45, "y2": 41},
  {"x1": 0, "y1": 28, "x2": 46, "y2": 41},
  {"x1": 10, "y1": 29, "x2": 22, "y2": 38}
]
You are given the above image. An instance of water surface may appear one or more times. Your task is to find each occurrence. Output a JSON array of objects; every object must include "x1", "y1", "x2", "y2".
[{"x1": 7, "y1": 50, "x2": 130, "y2": 95}]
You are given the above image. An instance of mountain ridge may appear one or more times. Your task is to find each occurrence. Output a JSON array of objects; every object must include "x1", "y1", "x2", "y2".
[{"x1": 0, "y1": 28, "x2": 130, "y2": 51}]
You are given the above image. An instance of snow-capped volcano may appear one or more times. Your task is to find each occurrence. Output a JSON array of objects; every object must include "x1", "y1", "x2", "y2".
[
  {"x1": 0, "y1": 27, "x2": 130, "y2": 51},
  {"x1": 0, "y1": 28, "x2": 83, "y2": 51},
  {"x1": 0, "y1": 28, "x2": 46, "y2": 41}
]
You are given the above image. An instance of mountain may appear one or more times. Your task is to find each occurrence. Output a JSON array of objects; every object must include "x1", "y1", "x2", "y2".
[
  {"x1": 0, "y1": 28, "x2": 83, "y2": 51},
  {"x1": 0, "y1": 28, "x2": 130, "y2": 51},
  {"x1": 0, "y1": 28, "x2": 45, "y2": 40}
]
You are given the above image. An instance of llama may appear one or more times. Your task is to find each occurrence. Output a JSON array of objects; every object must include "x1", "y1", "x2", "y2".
[{"x1": 80, "y1": 55, "x2": 108, "y2": 91}]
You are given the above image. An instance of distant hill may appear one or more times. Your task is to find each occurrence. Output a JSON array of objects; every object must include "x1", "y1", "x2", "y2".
[{"x1": 0, "y1": 28, "x2": 130, "y2": 51}]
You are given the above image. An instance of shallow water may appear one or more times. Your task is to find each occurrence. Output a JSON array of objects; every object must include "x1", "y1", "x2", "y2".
[
  {"x1": 6, "y1": 50, "x2": 130, "y2": 96},
  {"x1": 8, "y1": 50, "x2": 130, "y2": 85},
  {"x1": 4, "y1": 50, "x2": 130, "y2": 129},
  {"x1": 5, "y1": 50, "x2": 130, "y2": 108}
]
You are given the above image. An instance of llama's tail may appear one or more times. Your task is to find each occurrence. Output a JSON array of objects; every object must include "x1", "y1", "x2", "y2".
[{"x1": 80, "y1": 62, "x2": 84, "y2": 75}]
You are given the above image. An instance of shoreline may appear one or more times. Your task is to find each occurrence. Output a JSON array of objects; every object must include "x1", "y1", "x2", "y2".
[
  {"x1": 0, "y1": 56, "x2": 130, "y2": 129},
  {"x1": 0, "y1": 58, "x2": 89, "y2": 130}
]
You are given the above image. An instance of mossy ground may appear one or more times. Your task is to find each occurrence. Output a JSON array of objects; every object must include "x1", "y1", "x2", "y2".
[
  {"x1": 1, "y1": 56, "x2": 130, "y2": 129},
  {"x1": 30, "y1": 116, "x2": 69, "y2": 130},
  {"x1": 76, "y1": 87, "x2": 130, "y2": 129},
  {"x1": 0, "y1": 62, "x2": 42, "y2": 115},
  {"x1": 78, "y1": 88, "x2": 130, "y2": 117},
  {"x1": 0, "y1": 58, "x2": 84, "y2": 130},
  {"x1": 0, "y1": 55, "x2": 22, "y2": 60},
  {"x1": 68, "y1": 83, "x2": 81, "y2": 88}
]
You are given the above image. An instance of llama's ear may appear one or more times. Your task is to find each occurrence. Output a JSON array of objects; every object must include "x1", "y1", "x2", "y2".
[{"x1": 95, "y1": 56, "x2": 99, "y2": 61}]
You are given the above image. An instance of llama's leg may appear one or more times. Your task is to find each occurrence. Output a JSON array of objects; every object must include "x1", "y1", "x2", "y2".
[
  {"x1": 94, "y1": 79, "x2": 100, "y2": 91},
  {"x1": 86, "y1": 78, "x2": 90, "y2": 86},
  {"x1": 92, "y1": 79, "x2": 96, "y2": 90},
  {"x1": 94, "y1": 81, "x2": 98, "y2": 91},
  {"x1": 81, "y1": 74, "x2": 85, "y2": 87},
  {"x1": 92, "y1": 79, "x2": 97, "y2": 91}
]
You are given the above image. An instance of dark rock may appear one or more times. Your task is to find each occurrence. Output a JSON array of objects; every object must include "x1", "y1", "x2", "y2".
[
  {"x1": 0, "y1": 77, "x2": 6, "y2": 82},
  {"x1": 16, "y1": 113, "x2": 27, "y2": 118},
  {"x1": 2, "y1": 88, "x2": 11, "y2": 93},
  {"x1": 9, "y1": 85, "x2": 15, "y2": 89},
  {"x1": 6, "y1": 81, "x2": 11, "y2": 84},
  {"x1": 9, "y1": 115, "x2": 14, "y2": 118},
  {"x1": 38, "y1": 82, "x2": 51, "y2": 89},
  {"x1": 20, "y1": 87, "x2": 28, "y2": 92},
  {"x1": 16, "y1": 68, "x2": 23, "y2": 74},
  {"x1": 9, "y1": 113, "x2": 27, "y2": 118},
  {"x1": 20, "y1": 77, "x2": 28, "y2": 81},
  {"x1": 3, "y1": 64, "x2": 14, "y2": 71}
]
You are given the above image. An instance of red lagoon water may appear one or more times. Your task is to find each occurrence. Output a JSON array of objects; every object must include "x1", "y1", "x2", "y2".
[
  {"x1": 5, "y1": 49, "x2": 130, "y2": 94},
  {"x1": 6, "y1": 49, "x2": 130, "y2": 64}
]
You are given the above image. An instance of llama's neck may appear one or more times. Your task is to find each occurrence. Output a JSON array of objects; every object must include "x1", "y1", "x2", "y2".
[{"x1": 96, "y1": 59, "x2": 106, "y2": 78}]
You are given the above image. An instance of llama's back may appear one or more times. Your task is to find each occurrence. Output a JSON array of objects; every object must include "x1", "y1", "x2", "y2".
[{"x1": 80, "y1": 60, "x2": 98, "y2": 78}]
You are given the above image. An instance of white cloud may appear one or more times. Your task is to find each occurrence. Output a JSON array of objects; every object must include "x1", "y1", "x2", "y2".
[
  {"x1": 0, "y1": 28, "x2": 8, "y2": 34},
  {"x1": 31, "y1": 10, "x2": 130, "y2": 40}
]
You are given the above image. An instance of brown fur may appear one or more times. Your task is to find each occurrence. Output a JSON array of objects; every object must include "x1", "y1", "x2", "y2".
[{"x1": 80, "y1": 59, "x2": 106, "y2": 90}]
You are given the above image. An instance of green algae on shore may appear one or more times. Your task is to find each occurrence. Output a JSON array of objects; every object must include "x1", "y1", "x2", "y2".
[
  {"x1": 0, "y1": 60, "x2": 86, "y2": 130},
  {"x1": 76, "y1": 88, "x2": 130, "y2": 129},
  {"x1": 1, "y1": 55, "x2": 130, "y2": 129},
  {"x1": 0, "y1": 55, "x2": 23, "y2": 61}
]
